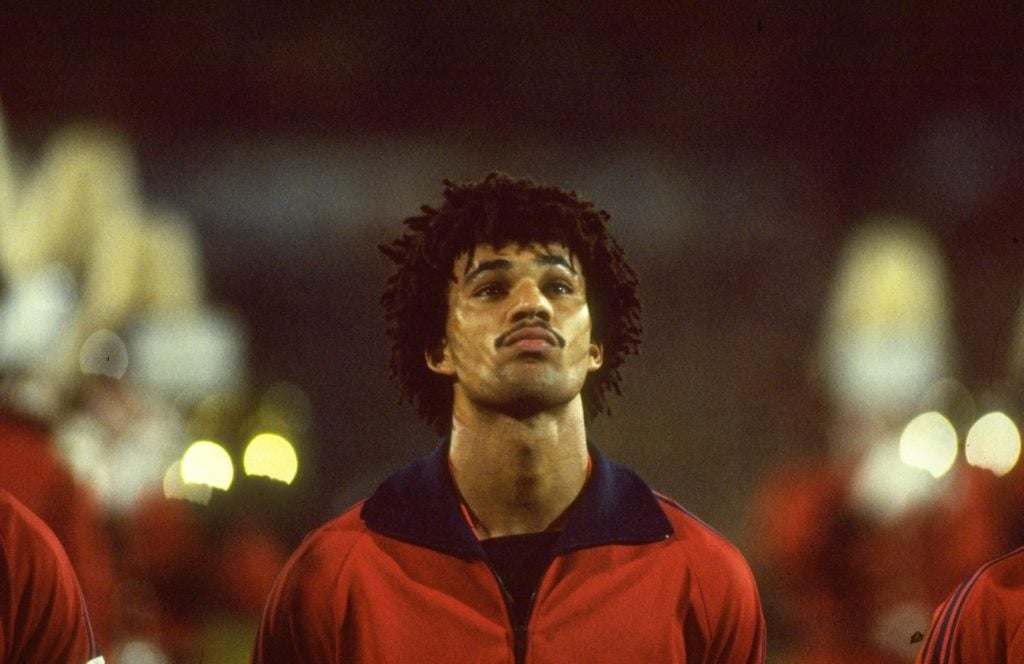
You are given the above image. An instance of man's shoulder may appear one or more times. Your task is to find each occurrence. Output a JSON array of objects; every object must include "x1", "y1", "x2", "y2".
[
  {"x1": 652, "y1": 492, "x2": 756, "y2": 578},
  {"x1": 285, "y1": 501, "x2": 375, "y2": 570},
  {"x1": 959, "y1": 546, "x2": 1024, "y2": 611}
]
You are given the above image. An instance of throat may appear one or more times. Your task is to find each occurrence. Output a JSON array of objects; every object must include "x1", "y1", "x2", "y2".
[{"x1": 448, "y1": 433, "x2": 590, "y2": 539}]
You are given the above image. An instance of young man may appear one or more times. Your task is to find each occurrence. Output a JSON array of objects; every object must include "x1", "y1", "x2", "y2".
[
  {"x1": 253, "y1": 173, "x2": 766, "y2": 663},
  {"x1": 915, "y1": 545, "x2": 1024, "y2": 663},
  {"x1": 0, "y1": 488, "x2": 105, "y2": 663}
]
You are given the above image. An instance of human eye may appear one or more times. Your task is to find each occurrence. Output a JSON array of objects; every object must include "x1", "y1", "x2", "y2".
[
  {"x1": 472, "y1": 282, "x2": 506, "y2": 298},
  {"x1": 545, "y1": 279, "x2": 575, "y2": 296}
]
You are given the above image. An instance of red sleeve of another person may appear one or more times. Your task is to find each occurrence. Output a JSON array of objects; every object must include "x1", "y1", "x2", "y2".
[
  {"x1": 0, "y1": 488, "x2": 103, "y2": 663},
  {"x1": 915, "y1": 546, "x2": 1024, "y2": 663}
]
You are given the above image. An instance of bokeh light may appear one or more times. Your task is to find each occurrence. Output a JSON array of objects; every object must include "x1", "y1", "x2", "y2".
[
  {"x1": 965, "y1": 411, "x2": 1021, "y2": 476},
  {"x1": 243, "y1": 432, "x2": 299, "y2": 484},
  {"x1": 163, "y1": 460, "x2": 213, "y2": 505},
  {"x1": 899, "y1": 411, "x2": 958, "y2": 478},
  {"x1": 79, "y1": 328, "x2": 129, "y2": 378},
  {"x1": 181, "y1": 440, "x2": 235, "y2": 490},
  {"x1": 820, "y1": 219, "x2": 953, "y2": 412},
  {"x1": 850, "y1": 437, "x2": 943, "y2": 523}
]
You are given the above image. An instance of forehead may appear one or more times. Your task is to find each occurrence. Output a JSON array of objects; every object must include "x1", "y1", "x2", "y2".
[{"x1": 452, "y1": 242, "x2": 581, "y2": 278}]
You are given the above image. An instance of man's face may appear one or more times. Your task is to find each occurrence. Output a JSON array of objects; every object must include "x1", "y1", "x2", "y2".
[{"x1": 427, "y1": 242, "x2": 603, "y2": 418}]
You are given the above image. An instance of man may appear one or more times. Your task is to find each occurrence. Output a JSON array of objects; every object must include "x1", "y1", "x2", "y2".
[
  {"x1": 914, "y1": 545, "x2": 1024, "y2": 663},
  {"x1": 0, "y1": 488, "x2": 105, "y2": 663},
  {"x1": 253, "y1": 173, "x2": 766, "y2": 663}
]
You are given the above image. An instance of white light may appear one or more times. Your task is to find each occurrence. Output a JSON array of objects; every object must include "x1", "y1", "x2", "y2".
[
  {"x1": 850, "y1": 438, "x2": 944, "y2": 523},
  {"x1": 243, "y1": 433, "x2": 299, "y2": 484},
  {"x1": 128, "y1": 310, "x2": 247, "y2": 398},
  {"x1": 162, "y1": 460, "x2": 212, "y2": 505},
  {"x1": 0, "y1": 264, "x2": 77, "y2": 368},
  {"x1": 899, "y1": 411, "x2": 958, "y2": 478},
  {"x1": 180, "y1": 440, "x2": 234, "y2": 490},
  {"x1": 821, "y1": 219, "x2": 953, "y2": 411},
  {"x1": 965, "y1": 412, "x2": 1021, "y2": 476}
]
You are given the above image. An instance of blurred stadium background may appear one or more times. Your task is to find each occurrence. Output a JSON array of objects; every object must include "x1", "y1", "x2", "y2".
[{"x1": 1, "y1": 4, "x2": 1023, "y2": 662}]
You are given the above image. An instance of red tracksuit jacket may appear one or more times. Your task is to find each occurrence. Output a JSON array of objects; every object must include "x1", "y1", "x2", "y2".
[
  {"x1": 0, "y1": 488, "x2": 104, "y2": 663},
  {"x1": 253, "y1": 441, "x2": 766, "y2": 663},
  {"x1": 915, "y1": 545, "x2": 1024, "y2": 663}
]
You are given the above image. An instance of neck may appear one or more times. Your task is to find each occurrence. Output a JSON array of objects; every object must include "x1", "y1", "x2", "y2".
[{"x1": 448, "y1": 396, "x2": 589, "y2": 539}]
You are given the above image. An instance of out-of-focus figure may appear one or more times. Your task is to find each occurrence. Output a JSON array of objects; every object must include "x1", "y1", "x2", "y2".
[
  {"x1": 749, "y1": 218, "x2": 1006, "y2": 662},
  {"x1": 1, "y1": 107, "x2": 289, "y2": 662},
  {"x1": 0, "y1": 106, "x2": 118, "y2": 653},
  {"x1": 0, "y1": 487, "x2": 105, "y2": 663}
]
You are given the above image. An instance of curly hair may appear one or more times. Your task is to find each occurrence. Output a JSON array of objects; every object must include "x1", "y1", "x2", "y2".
[{"x1": 379, "y1": 172, "x2": 641, "y2": 435}]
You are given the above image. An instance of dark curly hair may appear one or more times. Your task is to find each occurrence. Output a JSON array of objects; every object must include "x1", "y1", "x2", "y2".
[{"x1": 379, "y1": 172, "x2": 641, "y2": 435}]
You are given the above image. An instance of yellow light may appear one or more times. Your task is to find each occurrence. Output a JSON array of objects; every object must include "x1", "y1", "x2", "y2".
[
  {"x1": 243, "y1": 433, "x2": 298, "y2": 484},
  {"x1": 899, "y1": 411, "x2": 958, "y2": 478},
  {"x1": 181, "y1": 440, "x2": 235, "y2": 490},
  {"x1": 965, "y1": 412, "x2": 1021, "y2": 476},
  {"x1": 163, "y1": 460, "x2": 212, "y2": 505}
]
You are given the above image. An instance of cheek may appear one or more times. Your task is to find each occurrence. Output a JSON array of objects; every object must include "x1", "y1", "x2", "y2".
[
  {"x1": 446, "y1": 308, "x2": 486, "y2": 357},
  {"x1": 566, "y1": 306, "x2": 594, "y2": 343}
]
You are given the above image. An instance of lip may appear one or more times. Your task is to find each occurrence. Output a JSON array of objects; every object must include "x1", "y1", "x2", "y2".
[{"x1": 502, "y1": 326, "x2": 559, "y2": 348}]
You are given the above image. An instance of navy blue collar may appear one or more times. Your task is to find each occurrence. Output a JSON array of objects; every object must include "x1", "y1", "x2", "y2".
[{"x1": 360, "y1": 439, "x2": 673, "y2": 560}]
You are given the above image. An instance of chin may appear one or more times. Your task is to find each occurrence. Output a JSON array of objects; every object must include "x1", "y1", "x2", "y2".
[{"x1": 492, "y1": 387, "x2": 579, "y2": 419}]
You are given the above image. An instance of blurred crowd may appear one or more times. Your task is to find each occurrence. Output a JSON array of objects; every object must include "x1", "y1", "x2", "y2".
[
  {"x1": 0, "y1": 109, "x2": 296, "y2": 662},
  {"x1": 749, "y1": 220, "x2": 1024, "y2": 662}
]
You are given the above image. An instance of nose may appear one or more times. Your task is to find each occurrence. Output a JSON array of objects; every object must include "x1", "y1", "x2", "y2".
[{"x1": 508, "y1": 280, "x2": 552, "y2": 323}]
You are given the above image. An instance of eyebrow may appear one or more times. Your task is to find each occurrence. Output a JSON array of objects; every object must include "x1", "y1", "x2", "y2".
[{"x1": 462, "y1": 253, "x2": 579, "y2": 283}]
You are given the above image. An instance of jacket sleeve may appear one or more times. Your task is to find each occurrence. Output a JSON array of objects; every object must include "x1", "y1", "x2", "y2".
[
  {"x1": 1, "y1": 490, "x2": 103, "y2": 664},
  {"x1": 687, "y1": 539, "x2": 767, "y2": 664},
  {"x1": 251, "y1": 525, "x2": 362, "y2": 663},
  {"x1": 914, "y1": 554, "x2": 1022, "y2": 664}
]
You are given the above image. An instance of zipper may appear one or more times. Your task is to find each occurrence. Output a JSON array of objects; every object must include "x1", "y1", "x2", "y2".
[
  {"x1": 488, "y1": 566, "x2": 528, "y2": 664},
  {"x1": 487, "y1": 562, "x2": 545, "y2": 664}
]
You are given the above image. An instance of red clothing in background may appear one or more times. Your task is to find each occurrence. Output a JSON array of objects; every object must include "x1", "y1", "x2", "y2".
[
  {"x1": 0, "y1": 488, "x2": 104, "y2": 663},
  {"x1": 749, "y1": 458, "x2": 1004, "y2": 663},
  {"x1": 915, "y1": 545, "x2": 1024, "y2": 664},
  {"x1": 0, "y1": 409, "x2": 116, "y2": 646}
]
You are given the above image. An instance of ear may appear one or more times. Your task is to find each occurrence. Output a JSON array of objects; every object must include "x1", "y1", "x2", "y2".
[
  {"x1": 587, "y1": 342, "x2": 604, "y2": 372},
  {"x1": 425, "y1": 339, "x2": 455, "y2": 377}
]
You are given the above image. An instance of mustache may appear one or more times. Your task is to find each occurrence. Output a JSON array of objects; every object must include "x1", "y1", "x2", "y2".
[{"x1": 495, "y1": 321, "x2": 566, "y2": 349}]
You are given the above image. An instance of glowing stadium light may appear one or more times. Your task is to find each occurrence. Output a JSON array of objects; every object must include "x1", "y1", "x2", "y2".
[
  {"x1": 180, "y1": 440, "x2": 235, "y2": 490},
  {"x1": 243, "y1": 433, "x2": 299, "y2": 484},
  {"x1": 162, "y1": 460, "x2": 212, "y2": 505},
  {"x1": 965, "y1": 412, "x2": 1021, "y2": 476},
  {"x1": 899, "y1": 411, "x2": 958, "y2": 478}
]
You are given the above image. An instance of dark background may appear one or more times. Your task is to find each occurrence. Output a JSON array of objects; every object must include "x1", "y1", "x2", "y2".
[{"x1": 3, "y1": 3, "x2": 1023, "y2": 548}]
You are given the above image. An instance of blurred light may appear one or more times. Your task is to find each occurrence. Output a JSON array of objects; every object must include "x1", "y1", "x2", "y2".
[
  {"x1": 162, "y1": 460, "x2": 212, "y2": 505},
  {"x1": 965, "y1": 412, "x2": 1021, "y2": 476},
  {"x1": 821, "y1": 219, "x2": 953, "y2": 412},
  {"x1": 181, "y1": 440, "x2": 234, "y2": 490},
  {"x1": 128, "y1": 309, "x2": 247, "y2": 400},
  {"x1": 116, "y1": 639, "x2": 170, "y2": 664},
  {"x1": 899, "y1": 411, "x2": 958, "y2": 478},
  {"x1": 243, "y1": 433, "x2": 298, "y2": 484},
  {"x1": 0, "y1": 264, "x2": 77, "y2": 368},
  {"x1": 850, "y1": 438, "x2": 944, "y2": 523},
  {"x1": 79, "y1": 328, "x2": 129, "y2": 378}
]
